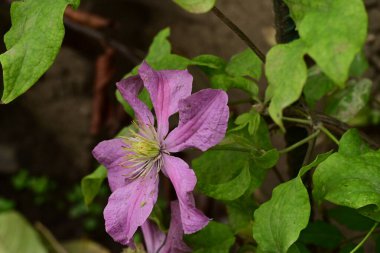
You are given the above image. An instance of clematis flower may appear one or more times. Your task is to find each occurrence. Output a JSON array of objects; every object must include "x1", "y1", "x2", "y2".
[
  {"x1": 92, "y1": 62, "x2": 229, "y2": 245},
  {"x1": 141, "y1": 201, "x2": 191, "y2": 253}
]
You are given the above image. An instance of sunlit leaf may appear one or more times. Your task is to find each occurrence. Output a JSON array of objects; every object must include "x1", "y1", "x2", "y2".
[
  {"x1": 313, "y1": 129, "x2": 380, "y2": 221},
  {"x1": 284, "y1": 0, "x2": 367, "y2": 85},
  {"x1": 325, "y1": 79, "x2": 372, "y2": 123},
  {"x1": 0, "y1": 0, "x2": 80, "y2": 103},
  {"x1": 63, "y1": 239, "x2": 110, "y2": 253},
  {"x1": 172, "y1": 0, "x2": 216, "y2": 14},
  {"x1": 226, "y1": 48, "x2": 262, "y2": 80},
  {"x1": 266, "y1": 39, "x2": 307, "y2": 129},
  {"x1": 0, "y1": 211, "x2": 47, "y2": 253},
  {"x1": 252, "y1": 177, "x2": 310, "y2": 253}
]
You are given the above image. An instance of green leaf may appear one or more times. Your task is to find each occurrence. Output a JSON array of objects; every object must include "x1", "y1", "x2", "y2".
[
  {"x1": 226, "y1": 48, "x2": 262, "y2": 80},
  {"x1": 325, "y1": 78, "x2": 372, "y2": 123},
  {"x1": 0, "y1": 198, "x2": 15, "y2": 213},
  {"x1": 349, "y1": 51, "x2": 369, "y2": 77},
  {"x1": 338, "y1": 129, "x2": 371, "y2": 157},
  {"x1": 145, "y1": 28, "x2": 171, "y2": 63},
  {"x1": 266, "y1": 39, "x2": 308, "y2": 129},
  {"x1": 252, "y1": 177, "x2": 310, "y2": 253},
  {"x1": 226, "y1": 194, "x2": 257, "y2": 236},
  {"x1": 299, "y1": 221, "x2": 343, "y2": 249},
  {"x1": 122, "y1": 243, "x2": 146, "y2": 253},
  {"x1": 210, "y1": 74, "x2": 259, "y2": 99},
  {"x1": 172, "y1": 0, "x2": 216, "y2": 14},
  {"x1": 313, "y1": 129, "x2": 380, "y2": 221},
  {"x1": 62, "y1": 239, "x2": 110, "y2": 253},
  {"x1": 0, "y1": 0, "x2": 79, "y2": 103},
  {"x1": 298, "y1": 151, "x2": 332, "y2": 177},
  {"x1": 328, "y1": 206, "x2": 374, "y2": 231},
  {"x1": 250, "y1": 149, "x2": 279, "y2": 168},
  {"x1": 193, "y1": 149, "x2": 251, "y2": 201},
  {"x1": 125, "y1": 28, "x2": 191, "y2": 77},
  {"x1": 284, "y1": 0, "x2": 367, "y2": 85},
  {"x1": 303, "y1": 66, "x2": 335, "y2": 108},
  {"x1": 81, "y1": 165, "x2": 107, "y2": 206},
  {"x1": 0, "y1": 211, "x2": 48, "y2": 253},
  {"x1": 192, "y1": 54, "x2": 227, "y2": 71},
  {"x1": 193, "y1": 122, "x2": 277, "y2": 200},
  {"x1": 233, "y1": 111, "x2": 261, "y2": 136},
  {"x1": 185, "y1": 221, "x2": 235, "y2": 253}
]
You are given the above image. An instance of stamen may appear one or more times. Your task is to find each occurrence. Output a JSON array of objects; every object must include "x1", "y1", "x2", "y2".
[{"x1": 119, "y1": 122, "x2": 166, "y2": 180}]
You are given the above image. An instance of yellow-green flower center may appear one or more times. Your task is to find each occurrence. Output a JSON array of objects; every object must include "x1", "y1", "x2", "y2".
[{"x1": 121, "y1": 123, "x2": 163, "y2": 179}]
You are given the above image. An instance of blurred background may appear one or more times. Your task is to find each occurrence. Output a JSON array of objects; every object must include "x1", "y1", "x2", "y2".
[{"x1": 0, "y1": 0, "x2": 379, "y2": 252}]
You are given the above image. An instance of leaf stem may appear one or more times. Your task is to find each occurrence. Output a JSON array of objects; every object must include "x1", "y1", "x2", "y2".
[
  {"x1": 279, "y1": 130, "x2": 320, "y2": 154},
  {"x1": 211, "y1": 7, "x2": 266, "y2": 63},
  {"x1": 350, "y1": 222, "x2": 378, "y2": 253},
  {"x1": 319, "y1": 125, "x2": 339, "y2": 145},
  {"x1": 282, "y1": 116, "x2": 312, "y2": 125}
]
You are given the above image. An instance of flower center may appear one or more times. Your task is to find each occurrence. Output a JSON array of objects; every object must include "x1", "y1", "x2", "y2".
[{"x1": 121, "y1": 123, "x2": 164, "y2": 179}]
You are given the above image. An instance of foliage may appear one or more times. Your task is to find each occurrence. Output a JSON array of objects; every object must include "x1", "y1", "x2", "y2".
[
  {"x1": 0, "y1": 211, "x2": 47, "y2": 253},
  {"x1": 1, "y1": 0, "x2": 380, "y2": 252}
]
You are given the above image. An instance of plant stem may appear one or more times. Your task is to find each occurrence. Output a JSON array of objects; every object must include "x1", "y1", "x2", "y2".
[
  {"x1": 282, "y1": 116, "x2": 312, "y2": 125},
  {"x1": 279, "y1": 130, "x2": 320, "y2": 154},
  {"x1": 350, "y1": 222, "x2": 378, "y2": 253},
  {"x1": 319, "y1": 125, "x2": 339, "y2": 145},
  {"x1": 211, "y1": 7, "x2": 266, "y2": 63}
]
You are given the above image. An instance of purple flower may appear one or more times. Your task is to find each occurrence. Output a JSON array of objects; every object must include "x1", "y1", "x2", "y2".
[
  {"x1": 142, "y1": 201, "x2": 191, "y2": 253},
  {"x1": 92, "y1": 62, "x2": 229, "y2": 245}
]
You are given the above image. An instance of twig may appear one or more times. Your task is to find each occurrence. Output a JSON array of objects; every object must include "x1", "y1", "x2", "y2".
[
  {"x1": 63, "y1": 18, "x2": 141, "y2": 64},
  {"x1": 91, "y1": 46, "x2": 116, "y2": 135},
  {"x1": 211, "y1": 7, "x2": 266, "y2": 63},
  {"x1": 35, "y1": 222, "x2": 68, "y2": 253},
  {"x1": 65, "y1": 7, "x2": 111, "y2": 29}
]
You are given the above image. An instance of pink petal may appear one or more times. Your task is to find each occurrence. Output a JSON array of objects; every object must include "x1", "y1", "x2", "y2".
[
  {"x1": 164, "y1": 89, "x2": 229, "y2": 152},
  {"x1": 163, "y1": 155, "x2": 209, "y2": 234},
  {"x1": 161, "y1": 201, "x2": 192, "y2": 253},
  {"x1": 104, "y1": 167, "x2": 159, "y2": 245},
  {"x1": 138, "y1": 62, "x2": 193, "y2": 138},
  {"x1": 117, "y1": 76, "x2": 154, "y2": 126},
  {"x1": 92, "y1": 138, "x2": 128, "y2": 191},
  {"x1": 141, "y1": 220, "x2": 166, "y2": 253}
]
